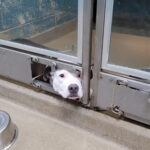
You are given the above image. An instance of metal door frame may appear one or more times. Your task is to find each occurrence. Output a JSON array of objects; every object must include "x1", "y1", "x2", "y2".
[
  {"x1": 93, "y1": 0, "x2": 150, "y2": 125},
  {"x1": 92, "y1": 0, "x2": 106, "y2": 106},
  {"x1": 0, "y1": 0, "x2": 93, "y2": 104},
  {"x1": 93, "y1": 0, "x2": 150, "y2": 106}
]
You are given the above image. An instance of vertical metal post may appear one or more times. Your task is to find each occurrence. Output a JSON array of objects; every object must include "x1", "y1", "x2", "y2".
[
  {"x1": 91, "y1": 0, "x2": 106, "y2": 106},
  {"x1": 82, "y1": 0, "x2": 93, "y2": 104}
]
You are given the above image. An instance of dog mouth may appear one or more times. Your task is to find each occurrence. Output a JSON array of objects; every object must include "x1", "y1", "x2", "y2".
[{"x1": 68, "y1": 94, "x2": 80, "y2": 100}]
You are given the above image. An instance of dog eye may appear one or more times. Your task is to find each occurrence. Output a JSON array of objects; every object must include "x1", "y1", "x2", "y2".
[
  {"x1": 77, "y1": 74, "x2": 80, "y2": 78},
  {"x1": 75, "y1": 71, "x2": 81, "y2": 78},
  {"x1": 59, "y1": 74, "x2": 65, "y2": 78}
]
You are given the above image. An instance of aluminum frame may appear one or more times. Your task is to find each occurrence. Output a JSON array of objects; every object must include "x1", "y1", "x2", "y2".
[
  {"x1": 102, "y1": 0, "x2": 150, "y2": 81},
  {"x1": 93, "y1": 0, "x2": 150, "y2": 101},
  {"x1": 82, "y1": 0, "x2": 93, "y2": 104},
  {"x1": 92, "y1": 0, "x2": 106, "y2": 107},
  {"x1": 0, "y1": 0, "x2": 85, "y2": 65},
  {"x1": 0, "y1": 0, "x2": 93, "y2": 105},
  {"x1": 93, "y1": 0, "x2": 150, "y2": 125}
]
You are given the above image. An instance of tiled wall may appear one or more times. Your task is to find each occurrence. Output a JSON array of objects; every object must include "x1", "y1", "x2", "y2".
[
  {"x1": 0, "y1": 0, "x2": 77, "y2": 39},
  {"x1": 113, "y1": 0, "x2": 150, "y2": 31}
]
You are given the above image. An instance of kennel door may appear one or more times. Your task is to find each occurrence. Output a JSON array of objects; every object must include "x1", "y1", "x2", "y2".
[
  {"x1": 0, "y1": 0, "x2": 92, "y2": 104},
  {"x1": 93, "y1": 0, "x2": 150, "y2": 125}
]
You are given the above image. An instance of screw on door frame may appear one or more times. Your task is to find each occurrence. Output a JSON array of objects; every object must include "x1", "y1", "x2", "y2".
[{"x1": 31, "y1": 56, "x2": 39, "y2": 63}]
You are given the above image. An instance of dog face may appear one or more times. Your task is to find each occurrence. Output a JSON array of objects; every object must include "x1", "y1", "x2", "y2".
[{"x1": 52, "y1": 70, "x2": 83, "y2": 99}]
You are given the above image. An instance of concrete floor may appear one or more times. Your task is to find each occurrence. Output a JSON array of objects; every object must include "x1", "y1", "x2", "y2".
[
  {"x1": 0, "y1": 78, "x2": 150, "y2": 150},
  {"x1": 109, "y1": 32, "x2": 150, "y2": 69},
  {"x1": 0, "y1": 97, "x2": 127, "y2": 150},
  {"x1": 30, "y1": 20, "x2": 78, "y2": 56},
  {"x1": 43, "y1": 31, "x2": 77, "y2": 56}
]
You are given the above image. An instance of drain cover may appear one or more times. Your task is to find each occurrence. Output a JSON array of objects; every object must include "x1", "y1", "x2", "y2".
[{"x1": 0, "y1": 111, "x2": 17, "y2": 150}]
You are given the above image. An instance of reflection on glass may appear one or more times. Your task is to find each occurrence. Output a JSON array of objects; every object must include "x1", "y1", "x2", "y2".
[
  {"x1": 109, "y1": 0, "x2": 150, "y2": 71},
  {"x1": 0, "y1": 0, "x2": 78, "y2": 56}
]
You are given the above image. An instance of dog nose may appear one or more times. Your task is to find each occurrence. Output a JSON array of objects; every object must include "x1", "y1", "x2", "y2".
[{"x1": 68, "y1": 84, "x2": 79, "y2": 94}]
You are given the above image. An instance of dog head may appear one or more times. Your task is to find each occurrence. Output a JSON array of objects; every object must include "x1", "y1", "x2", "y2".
[{"x1": 51, "y1": 70, "x2": 83, "y2": 99}]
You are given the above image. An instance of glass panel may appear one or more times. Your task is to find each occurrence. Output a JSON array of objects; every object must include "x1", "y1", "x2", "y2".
[
  {"x1": 0, "y1": 0, "x2": 78, "y2": 56},
  {"x1": 108, "y1": 0, "x2": 150, "y2": 72}
]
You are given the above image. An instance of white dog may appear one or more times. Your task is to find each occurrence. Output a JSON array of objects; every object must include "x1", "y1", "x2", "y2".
[{"x1": 51, "y1": 70, "x2": 83, "y2": 99}]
